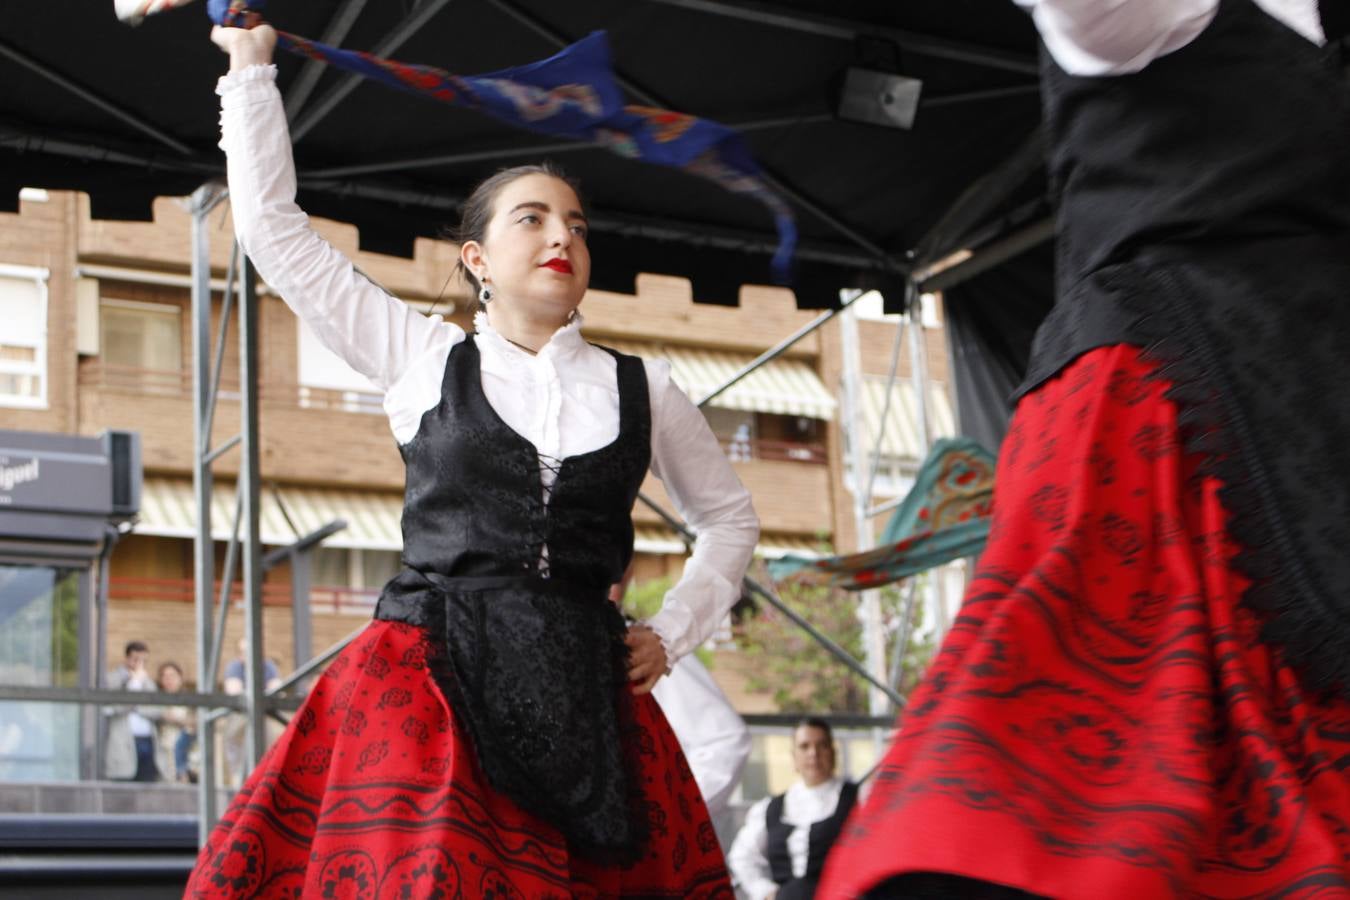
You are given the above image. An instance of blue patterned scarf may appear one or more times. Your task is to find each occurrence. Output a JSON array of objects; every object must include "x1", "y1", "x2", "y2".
[{"x1": 207, "y1": 0, "x2": 797, "y2": 282}]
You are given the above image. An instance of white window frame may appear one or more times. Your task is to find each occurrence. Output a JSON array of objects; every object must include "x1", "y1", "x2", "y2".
[
  {"x1": 0, "y1": 263, "x2": 51, "y2": 410},
  {"x1": 851, "y1": 288, "x2": 942, "y2": 328},
  {"x1": 296, "y1": 319, "x2": 382, "y2": 414}
]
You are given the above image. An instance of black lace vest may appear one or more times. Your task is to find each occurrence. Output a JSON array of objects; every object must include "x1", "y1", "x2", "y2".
[
  {"x1": 766, "y1": 781, "x2": 858, "y2": 896},
  {"x1": 375, "y1": 335, "x2": 654, "y2": 863},
  {"x1": 396, "y1": 334, "x2": 649, "y2": 587},
  {"x1": 1018, "y1": 0, "x2": 1350, "y2": 696}
]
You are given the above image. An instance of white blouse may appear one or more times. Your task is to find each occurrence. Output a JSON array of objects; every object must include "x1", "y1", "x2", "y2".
[
  {"x1": 1014, "y1": 0, "x2": 1324, "y2": 75},
  {"x1": 217, "y1": 65, "x2": 759, "y2": 662}
]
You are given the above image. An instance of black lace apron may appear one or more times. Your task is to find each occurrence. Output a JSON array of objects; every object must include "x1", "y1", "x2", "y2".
[{"x1": 375, "y1": 336, "x2": 653, "y2": 864}]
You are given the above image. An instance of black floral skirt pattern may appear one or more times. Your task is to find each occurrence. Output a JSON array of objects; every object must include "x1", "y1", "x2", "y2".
[{"x1": 184, "y1": 620, "x2": 732, "y2": 898}]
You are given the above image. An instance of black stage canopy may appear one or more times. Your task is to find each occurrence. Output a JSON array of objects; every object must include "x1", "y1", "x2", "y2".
[{"x1": 0, "y1": 0, "x2": 1049, "y2": 314}]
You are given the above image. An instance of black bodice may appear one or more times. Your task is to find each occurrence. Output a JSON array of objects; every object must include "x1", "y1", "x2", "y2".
[
  {"x1": 1040, "y1": 0, "x2": 1350, "y2": 301},
  {"x1": 1017, "y1": 0, "x2": 1350, "y2": 696},
  {"x1": 397, "y1": 335, "x2": 650, "y2": 588},
  {"x1": 375, "y1": 335, "x2": 655, "y2": 863}
]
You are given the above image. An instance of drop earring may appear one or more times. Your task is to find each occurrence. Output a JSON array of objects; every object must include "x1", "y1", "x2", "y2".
[{"x1": 479, "y1": 281, "x2": 493, "y2": 304}]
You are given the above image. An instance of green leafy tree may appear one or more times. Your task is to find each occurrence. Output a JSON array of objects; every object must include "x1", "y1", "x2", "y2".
[{"x1": 738, "y1": 574, "x2": 937, "y2": 714}]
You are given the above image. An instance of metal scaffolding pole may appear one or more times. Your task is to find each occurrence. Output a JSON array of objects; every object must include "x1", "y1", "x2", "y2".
[
  {"x1": 238, "y1": 258, "x2": 268, "y2": 769},
  {"x1": 839, "y1": 296, "x2": 890, "y2": 718},
  {"x1": 190, "y1": 182, "x2": 227, "y2": 842},
  {"x1": 188, "y1": 185, "x2": 270, "y2": 837}
]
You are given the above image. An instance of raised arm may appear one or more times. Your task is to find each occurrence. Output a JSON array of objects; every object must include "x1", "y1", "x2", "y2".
[
  {"x1": 212, "y1": 26, "x2": 457, "y2": 394},
  {"x1": 643, "y1": 361, "x2": 760, "y2": 663}
]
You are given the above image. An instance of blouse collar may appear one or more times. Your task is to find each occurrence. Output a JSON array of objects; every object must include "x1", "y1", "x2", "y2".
[{"x1": 474, "y1": 309, "x2": 587, "y2": 362}]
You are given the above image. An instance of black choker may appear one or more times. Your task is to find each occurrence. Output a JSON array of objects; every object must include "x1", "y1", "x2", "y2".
[{"x1": 502, "y1": 335, "x2": 539, "y2": 355}]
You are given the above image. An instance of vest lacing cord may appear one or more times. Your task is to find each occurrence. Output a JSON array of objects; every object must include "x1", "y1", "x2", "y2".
[{"x1": 534, "y1": 452, "x2": 565, "y2": 578}]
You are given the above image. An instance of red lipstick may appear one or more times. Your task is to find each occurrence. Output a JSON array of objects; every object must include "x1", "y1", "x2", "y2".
[{"x1": 542, "y1": 258, "x2": 573, "y2": 274}]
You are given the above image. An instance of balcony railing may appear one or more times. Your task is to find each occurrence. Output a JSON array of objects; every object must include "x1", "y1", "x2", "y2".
[
  {"x1": 80, "y1": 364, "x2": 828, "y2": 463},
  {"x1": 78, "y1": 362, "x2": 384, "y2": 415},
  {"x1": 718, "y1": 436, "x2": 827, "y2": 465},
  {"x1": 109, "y1": 577, "x2": 379, "y2": 616}
]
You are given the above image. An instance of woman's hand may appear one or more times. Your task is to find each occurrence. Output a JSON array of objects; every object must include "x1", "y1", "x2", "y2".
[
  {"x1": 210, "y1": 23, "x2": 277, "y2": 72},
  {"x1": 624, "y1": 624, "x2": 669, "y2": 695}
]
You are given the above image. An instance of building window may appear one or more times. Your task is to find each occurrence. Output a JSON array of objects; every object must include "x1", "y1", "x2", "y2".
[
  {"x1": 845, "y1": 454, "x2": 917, "y2": 502},
  {"x1": 755, "y1": 413, "x2": 826, "y2": 463},
  {"x1": 701, "y1": 407, "x2": 828, "y2": 464},
  {"x1": 311, "y1": 547, "x2": 401, "y2": 590},
  {"x1": 851, "y1": 288, "x2": 942, "y2": 327},
  {"x1": 100, "y1": 299, "x2": 184, "y2": 394},
  {"x1": 355, "y1": 549, "x2": 402, "y2": 590},
  {"x1": 306, "y1": 547, "x2": 400, "y2": 614},
  {"x1": 0, "y1": 265, "x2": 50, "y2": 408},
  {"x1": 296, "y1": 319, "x2": 382, "y2": 414}
]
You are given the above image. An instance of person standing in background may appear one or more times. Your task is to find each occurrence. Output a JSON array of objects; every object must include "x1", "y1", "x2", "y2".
[
  {"x1": 729, "y1": 719, "x2": 857, "y2": 899},
  {"x1": 103, "y1": 640, "x2": 159, "y2": 782},
  {"x1": 220, "y1": 637, "x2": 280, "y2": 788},
  {"x1": 155, "y1": 661, "x2": 196, "y2": 783}
]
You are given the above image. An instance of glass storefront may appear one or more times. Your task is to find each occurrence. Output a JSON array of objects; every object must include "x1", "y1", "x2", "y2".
[{"x1": 0, "y1": 564, "x2": 83, "y2": 781}]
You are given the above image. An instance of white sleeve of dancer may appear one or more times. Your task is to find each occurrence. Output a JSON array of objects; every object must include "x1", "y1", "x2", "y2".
[
  {"x1": 1013, "y1": 0, "x2": 1219, "y2": 74},
  {"x1": 649, "y1": 655, "x2": 751, "y2": 818},
  {"x1": 726, "y1": 798, "x2": 777, "y2": 900},
  {"x1": 1013, "y1": 0, "x2": 1323, "y2": 74},
  {"x1": 643, "y1": 360, "x2": 760, "y2": 663},
  {"x1": 216, "y1": 65, "x2": 460, "y2": 397}
]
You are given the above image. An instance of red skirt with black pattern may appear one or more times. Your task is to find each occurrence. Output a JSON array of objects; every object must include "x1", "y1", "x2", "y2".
[
  {"x1": 183, "y1": 621, "x2": 732, "y2": 899},
  {"x1": 819, "y1": 345, "x2": 1350, "y2": 899}
]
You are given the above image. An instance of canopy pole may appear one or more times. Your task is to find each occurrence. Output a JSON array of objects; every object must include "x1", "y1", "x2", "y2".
[
  {"x1": 838, "y1": 293, "x2": 890, "y2": 719},
  {"x1": 190, "y1": 182, "x2": 228, "y2": 841}
]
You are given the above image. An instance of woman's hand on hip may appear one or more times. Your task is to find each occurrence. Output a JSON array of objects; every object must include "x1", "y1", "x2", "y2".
[{"x1": 624, "y1": 624, "x2": 669, "y2": 695}]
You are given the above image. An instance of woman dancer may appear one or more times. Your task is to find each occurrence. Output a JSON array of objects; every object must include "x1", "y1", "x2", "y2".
[
  {"x1": 820, "y1": 0, "x2": 1350, "y2": 897},
  {"x1": 187, "y1": 23, "x2": 757, "y2": 898}
]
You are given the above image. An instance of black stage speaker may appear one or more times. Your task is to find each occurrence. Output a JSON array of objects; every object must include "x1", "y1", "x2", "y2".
[
  {"x1": 834, "y1": 67, "x2": 923, "y2": 130},
  {"x1": 103, "y1": 429, "x2": 141, "y2": 520}
]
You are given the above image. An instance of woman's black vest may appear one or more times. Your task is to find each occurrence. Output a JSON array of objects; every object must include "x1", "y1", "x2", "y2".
[
  {"x1": 375, "y1": 335, "x2": 653, "y2": 863},
  {"x1": 1021, "y1": 0, "x2": 1350, "y2": 695},
  {"x1": 765, "y1": 781, "x2": 859, "y2": 899},
  {"x1": 396, "y1": 334, "x2": 648, "y2": 587}
]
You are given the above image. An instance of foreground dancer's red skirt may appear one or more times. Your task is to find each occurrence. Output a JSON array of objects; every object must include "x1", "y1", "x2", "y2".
[
  {"x1": 820, "y1": 345, "x2": 1350, "y2": 899},
  {"x1": 184, "y1": 621, "x2": 732, "y2": 898}
]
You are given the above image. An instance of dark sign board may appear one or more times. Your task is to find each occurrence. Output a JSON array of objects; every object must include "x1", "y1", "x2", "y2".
[{"x1": 0, "y1": 429, "x2": 140, "y2": 545}]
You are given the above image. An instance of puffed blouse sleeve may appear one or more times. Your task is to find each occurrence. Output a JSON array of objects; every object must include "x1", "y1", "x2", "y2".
[{"x1": 641, "y1": 358, "x2": 760, "y2": 663}]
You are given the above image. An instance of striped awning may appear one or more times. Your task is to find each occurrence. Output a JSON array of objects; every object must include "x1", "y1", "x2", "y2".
[
  {"x1": 858, "y1": 377, "x2": 957, "y2": 463},
  {"x1": 605, "y1": 340, "x2": 836, "y2": 421},
  {"x1": 134, "y1": 477, "x2": 404, "y2": 551},
  {"x1": 137, "y1": 478, "x2": 820, "y2": 559},
  {"x1": 633, "y1": 526, "x2": 823, "y2": 560}
]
